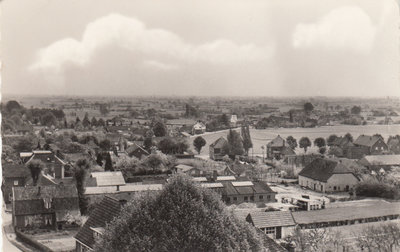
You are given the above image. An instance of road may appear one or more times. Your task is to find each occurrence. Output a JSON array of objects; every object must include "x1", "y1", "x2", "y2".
[{"x1": 2, "y1": 205, "x2": 26, "y2": 252}]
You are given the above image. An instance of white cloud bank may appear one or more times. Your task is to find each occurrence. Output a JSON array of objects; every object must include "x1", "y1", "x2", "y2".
[
  {"x1": 29, "y1": 13, "x2": 272, "y2": 73},
  {"x1": 293, "y1": 6, "x2": 377, "y2": 53}
]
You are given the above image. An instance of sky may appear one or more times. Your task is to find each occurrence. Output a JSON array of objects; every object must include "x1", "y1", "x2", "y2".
[{"x1": 1, "y1": 0, "x2": 399, "y2": 97}]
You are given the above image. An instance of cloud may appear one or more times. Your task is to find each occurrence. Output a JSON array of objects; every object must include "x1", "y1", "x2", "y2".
[
  {"x1": 29, "y1": 13, "x2": 272, "y2": 73},
  {"x1": 292, "y1": 6, "x2": 377, "y2": 53},
  {"x1": 142, "y1": 60, "x2": 179, "y2": 71}
]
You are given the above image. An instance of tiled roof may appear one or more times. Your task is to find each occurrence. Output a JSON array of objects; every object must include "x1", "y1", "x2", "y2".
[
  {"x1": 209, "y1": 137, "x2": 227, "y2": 149},
  {"x1": 292, "y1": 202, "x2": 400, "y2": 225},
  {"x1": 360, "y1": 155, "x2": 400, "y2": 166},
  {"x1": 13, "y1": 185, "x2": 78, "y2": 201},
  {"x1": 267, "y1": 135, "x2": 285, "y2": 148},
  {"x1": 247, "y1": 211, "x2": 295, "y2": 228},
  {"x1": 354, "y1": 135, "x2": 382, "y2": 147},
  {"x1": 2, "y1": 164, "x2": 30, "y2": 178},
  {"x1": 91, "y1": 171, "x2": 126, "y2": 186},
  {"x1": 75, "y1": 196, "x2": 122, "y2": 249},
  {"x1": 298, "y1": 158, "x2": 354, "y2": 182}
]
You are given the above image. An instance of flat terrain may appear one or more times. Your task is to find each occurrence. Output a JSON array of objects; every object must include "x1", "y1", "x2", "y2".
[{"x1": 189, "y1": 124, "x2": 400, "y2": 158}]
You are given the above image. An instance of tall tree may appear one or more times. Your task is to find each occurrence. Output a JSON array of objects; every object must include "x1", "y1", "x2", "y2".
[
  {"x1": 82, "y1": 112, "x2": 91, "y2": 128},
  {"x1": 193, "y1": 136, "x2": 206, "y2": 154},
  {"x1": 241, "y1": 125, "x2": 253, "y2": 155},
  {"x1": 27, "y1": 160, "x2": 45, "y2": 186},
  {"x1": 344, "y1": 133, "x2": 353, "y2": 142},
  {"x1": 94, "y1": 175, "x2": 263, "y2": 252},
  {"x1": 96, "y1": 153, "x2": 103, "y2": 166},
  {"x1": 224, "y1": 129, "x2": 244, "y2": 157},
  {"x1": 314, "y1": 137, "x2": 326, "y2": 148},
  {"x1": 351, "y1": 105, "x2": 362, "y2": 115},
  {"x1": 91, "y1": 117, "x2": 98, "y2": 127},
  {"x1": 153, "y1": 121, "x2": 167, "y2": 137},
  {"x1": 326, "y1": 134, "x2": 338, "y2": 146},
  {"x1": 104, "y1": 152, "x2": 113, "y2": 171},
  {"x1": 299, "y1": 137, "x2": 311, "y2": 153},
  {"x1": 303, "y1": 102, "x2": 314, "y2": 113},
  {"x1": 74, "y1": 159, "x2": 90, "y2": 215},
  {"x1": 286, "y1": 136, "x2": 298, "y2": 150}
]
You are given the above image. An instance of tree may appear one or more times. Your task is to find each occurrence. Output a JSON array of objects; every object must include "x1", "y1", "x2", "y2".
[
  {"x1": 286, "y1": 136, "x2": 298, "y2": 150},
  {"x1": 82, "y1": 113, "x2": 91, "y2": 128},
  {"x1": 241, "y1": 125, "x2": 253, "y2": 155},
  {"x1": 27, "y1": 160, "x2": 45, "y2": 186},
  {"x1": 153, "y1": 121, "x2": 167, "y2": 137},
  {"x1": 157, "y1": 138, "x2": 188, "y2": 155},
  {"x1": 351, "y1": 105, "x2": 362, "y2": 115},
  {"x1": 299, "y1": 137, "x2": 311, "y2": 153},
  {"x1": 142, "y1": 154, "x2": 163, "y2": 172},
  {"x1": 5, "y1": 100, "x2": 21, "y2": 113},
  {"x1": 74, "y1": 159, "x2": 90, "y2": 214},
  {"x1": 99, "y1": 104, "x2": 109, "y2": 116},
  {"x1": 91, "y1": 117, "x2": 98, "y2": 127},
  {"x1": 41, "y1": 112, "x2": 57, "y2": 127},
  {"x1": 355, "y1": 223, "x2": 400, "y2": 252},
  {"x1": 14, "y1": 136, "x2": 35, "y2": 152},
  {"x1": 104, "y1": 152, "x2": 113, "y2": 171},
  {"x1": 314, "y1": 137, "x2": 326, "y2": 148},
  {"x1": 344, "y1": 133, "x2": 353, "y2": 142},
  {"x1": 224, "y1": 129, "x2": 244, "y2": 157},
  {"x1": 304, "y1": 102, "x2": 314, "y2": 113},
  {"x1": 96, "y1": 153, "x2": 103, "y2": 166},
  {"x1": 220, "y1": 114, "x2": 229, "y2": 127},
  {"x1": 99, "y1": 139, "x2": 111, "y2": 151},
  {"x1": 326, "y1": 134, "x2": 338, "y2": 146},
  {"x1": 193, "y1": 136, "x2": 206, "y2": 154},
  {"x1": 319, "y1": 146, "x2": 327, "y2": 154},
  {"x1": 95, "y1": 175, "x2": 263, "y2": 252},
  {"x1": 97, "y1": 118, "x2": 106, "y2": 127}
]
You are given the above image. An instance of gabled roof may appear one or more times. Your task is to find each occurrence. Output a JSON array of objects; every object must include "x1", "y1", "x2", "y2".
[
  {"x1": 354, "y1": 135, "x2": 383, "y2": 147},
  {"x1": 298, "y1": 158, "x2": 356, "y2": 182},
  {"x1": 281, "y1": 146, "x2": 296, "y2": 156},
  {"x1": 2, "y1": 164, "x2": 30, "y2": 178},
  {"x1": 13, "y1": 185, "x2": 78, "y2": 201},
  {"x1": 26, "y1": 151, "x2": 66, "y2": 166},
  {"x1": 247, "y1": 211, "x2": 295, "y2": 228},
  {"x1": 209, "y1": 137, "x2": 227, "y2": 149},
  {"x1": 267, "y1": 135, "x2": 285, "y2": 148},
  {"x1": 75, "y1": 196, "x2": 122, "y2": 249},
  {"x1": 90, "y1": 171, "x2": 126, "y2": 187}
]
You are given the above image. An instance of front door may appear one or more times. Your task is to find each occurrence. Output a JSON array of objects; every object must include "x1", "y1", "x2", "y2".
[{"x1": 276, "y1": 226, "x2": 282, "y2": 239}]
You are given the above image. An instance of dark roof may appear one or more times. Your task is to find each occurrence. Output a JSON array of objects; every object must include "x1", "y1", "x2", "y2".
[
  {"x1": 219, "y1": 181, "x2": 275, "y2": 196},
  {"x1": 354, "y1": 135, "x2": 382, "y2": 147},
  {"x1": 75, "y1": 196, "x2": 122, "y2": 249},
  {"x1": 2, "y1": 164, "x2": 30, "y2": 178},
  {"x1": 267, "y1": 135, "x2": 285, "y2": 148},
  {"x1": 13, "y1": 185, "x2": 79, "y2": 216},
  {"x1": 126, "y1": 142, "x2": 149, "y2": 156},
  {"x1": 298, "y1": 158, "x2": 355, "y2": 182},
  {"x1": 209, "y1": 137, "x2": 227, "y2": 149},
  {"x1": 332, "y1": 137, "x2": 354, "y2": 148},
  {"x1": 281, "y1": 146, "x2": 296, "y2": 156},
  {"x1": 247, "y1": 211, "x2": 295, "y2": 228}
]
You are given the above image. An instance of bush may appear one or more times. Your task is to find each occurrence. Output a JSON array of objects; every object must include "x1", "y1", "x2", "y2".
[{"x1": 355, "y1": 182, "x2": 399, "y2": 199}]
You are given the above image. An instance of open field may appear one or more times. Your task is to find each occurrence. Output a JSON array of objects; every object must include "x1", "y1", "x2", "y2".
[{"x1": 189, "y1": 124, "x2": 400, "y2": 158}]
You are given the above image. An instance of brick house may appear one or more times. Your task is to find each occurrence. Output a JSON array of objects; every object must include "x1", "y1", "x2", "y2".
[
  {"x1": 12, "y1": 185, "x2": 79, "y2": 230},
  {"x1": 353, "y1": 135, "x2": 388, "y2": 156},
  {"x1": 209, "y1": 137, "x2": 228, "y2": 161},
  {"x1": 1, "y1": 164, "x2": 30, "y2": 203},
  {"x1": 298, "y1": 158, "x2": 359, "y2": 193}
]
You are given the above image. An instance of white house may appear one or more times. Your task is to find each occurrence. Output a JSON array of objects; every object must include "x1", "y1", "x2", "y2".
[{"x1": 192, "y1": 121, "x2": 206, "y2": 135}]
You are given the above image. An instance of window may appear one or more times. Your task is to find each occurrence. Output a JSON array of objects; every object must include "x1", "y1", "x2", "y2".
[
  {"x1": 267, "y1": 195, "x2": 271, "y2": 200},
  {"x1": 264, "y1": 227, "x2": 275, "y2": 234},
  {"x1": 244, "y1": 196, "x2": 248, "y2": 201},
  {"x1": 14, "y1": 180, "x2": 19, "y2": 186},
  {"x1": 250, "y1": 196, "x2": 254, "y2": 201},
  {"x1": 226, "y1": 197, "x2": 231, "y2": 203},
  {"x1": 333, "y1": 186, "x2": 337, "y2": 191},
  {"x1": 259, "y1": 195, "x2": 263, "y2": 200}
]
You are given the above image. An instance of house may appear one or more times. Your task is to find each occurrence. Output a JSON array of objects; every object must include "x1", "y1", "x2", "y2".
[
  {"x1": 298, "y1": 158, "x2": 359, "y2": 193},
  {"x1": 2, "y1": 164, "x2": 30, "y2": 203},
  {"x1": 387, "y1": 136, "x2": 400, "y2": 154},
  {"x1": 12, "y1": 185, "x2": 79, "y2": 230},
  {"x1": 359, "y1": 155, "x2": 400, "y2": 172},
  {"x1": 209, "y1": 137, "x2": 228, "y2": 161},
  {"x1": 126, "y1": 142, "x2": 149, "y2": 159},
  {"x1": 201, "y1": 180, "x2": 276, "y2": 205},
  {"x1": 246, "y1": 211, "x2": 296, "y2": 239},
  {"x1": 173, "y1": 164, "x2": 205, "y2": 176},
  {"x1": 192, "y1": 121, "x2": 206, "y2": 135},
  {"x1": 266, "y1": 135, "x2": 287, "y2": 160},
  {"x1": 24, "y1": 150, "x2": 67, "y2": 179},
  {"x1": 353, "y1": 134, "x2": 388, "y2": 156},
  {"x1": 75, "y1": 196, "x2": 122, "y2": 252}
]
